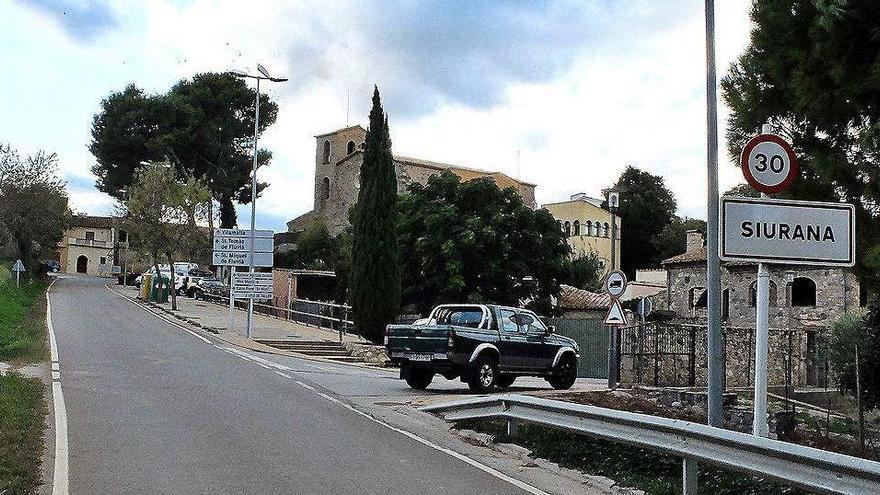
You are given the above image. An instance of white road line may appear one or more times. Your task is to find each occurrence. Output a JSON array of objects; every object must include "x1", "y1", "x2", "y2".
[
  {"x1": 104, "y1": 285, "x2": 212, "y2": 344},
  {"x1": 336, "y1": 401, "x2": 550, "y2": 495},
  {"x1": 46, "y1": 279, "x2": 69, "y2": 495},
  {"x1": 294, "y1": 380, "x2": 315, "y2": 391}
]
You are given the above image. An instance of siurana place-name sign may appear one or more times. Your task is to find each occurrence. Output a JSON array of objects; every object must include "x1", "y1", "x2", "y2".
[{"x1": 720, "y1": 196, "x2": 855, "y2": 267}]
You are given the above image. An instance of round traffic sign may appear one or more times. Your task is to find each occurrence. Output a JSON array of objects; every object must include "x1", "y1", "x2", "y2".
[
  {"x1": 740, "y1": 134, "x2": 798, "y2": 194},
  {"x1": 604, "y1": 270, "x2": 627, "y2": 298},
  {"x1": 637, "y1": 297, "x2": 653, "y2": 318}
]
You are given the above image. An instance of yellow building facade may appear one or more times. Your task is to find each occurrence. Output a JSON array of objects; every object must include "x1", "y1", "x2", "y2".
[
  {"x1": 56, "y1": 216, "x2": 127, "y2": 276},
  {"x1": 543, "y1": 194, "x2": 621, "y2": 273}
]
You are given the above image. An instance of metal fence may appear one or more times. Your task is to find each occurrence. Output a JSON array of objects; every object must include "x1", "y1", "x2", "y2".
[
  {"x1": 424, "y1": 394, "x2": 880, "y2": 494},
  {"x1": 206, "y1": 292, "x2": 354, "y2": 337},
  {"x1": 545, "y1": 317, "x2": 608, "y2": 379},
  {"x1": 619, "y1": 322, "x2": 696, "y2": 387}
]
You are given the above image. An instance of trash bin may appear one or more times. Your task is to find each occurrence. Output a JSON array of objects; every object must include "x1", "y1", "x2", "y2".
[
  {"x1": 140, "y1": 274, "x2": 152, "y2": 300},
  {"x1": 149, "y1": 275, "x2": 170, "y2": 303}
]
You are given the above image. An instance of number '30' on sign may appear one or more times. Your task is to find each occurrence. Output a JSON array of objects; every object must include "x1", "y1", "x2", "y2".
[{"x1": 740, "y1": 133, "x2": 798, "y2": 195}]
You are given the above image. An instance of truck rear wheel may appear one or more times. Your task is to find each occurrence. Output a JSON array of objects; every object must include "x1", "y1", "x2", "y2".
[
  {"x1": 467, "y1": 356, "x2": 498, "y2": 393},
  {"x1": 547, "y1": 354, "x2": 577, "y2": 390},
  {"x1": 404, "y1": 368, "x2": 434, "y2": 390}
]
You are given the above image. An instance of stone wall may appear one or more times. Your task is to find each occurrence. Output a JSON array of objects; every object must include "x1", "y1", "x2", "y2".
[{"x1": 665, "y1": 262, "x2": 860, "y2": 330}]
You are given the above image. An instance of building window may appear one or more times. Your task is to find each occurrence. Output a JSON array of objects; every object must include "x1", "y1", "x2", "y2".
[
  {"x1": 689, "y1": 287, "x2": 707, "y2": 309},
  {"x1": 118, "y1": 230, "x2": 127, "y2": 243},
  {"x1": 749, "y1": 280, "x2": 778, "y2": 307},
  {"x1": 321, "y1": 177, "x2": 330, "y2": 202},
  {"x1": 100, "y1": 257, "x2": 107, "y2": 265},
  {"x1": 322, "y1": 140, "x2": 331, "y2": 163},
  {"x1": 573, "y1": 220, "x2": 580, "y2": 235},
  {"x1": 585, "y1": 220, "x2": 592, "y2": 236},
  {"x1": 563, "y1": 221, "x2": 571, "y2": 236},
  {"x1": 792, "y1": 277, "x2": 817, "y2": 307},
  {"x1": 347, "y1": 140, "x2": 356, "y2": 154},
  {"x1": 85, "y1": 231, "x2": 95, "y2": 241},
  {"x1": 603, "y1": 222, "x2": 610, "y2": 237},
  {"x1": 722, "y1": 289, "x2": 730, "y2": 320}
]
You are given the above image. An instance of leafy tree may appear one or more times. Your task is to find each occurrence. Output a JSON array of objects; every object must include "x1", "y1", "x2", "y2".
[
  {"x1": 123, "y1": 163, "x2": 210, "y2": 310},
  {"x1": 606, "y1": 166, "x2": 677, "y2": 274},
  {"x1": 277, "y1": 221, "x2": 338, "y2": 271},
  {"x1": 721, "y1": 0, "x2": 880, "y2": 279},
  {"x1": 351, "y1": 87, "x2": 402, "y2": 343},
  {"x1": 397, "y1": 171, "x2": 570, "y2": 315},
  {"x1": 723, "y1": 183, "x2": 760, "y2": 198},
  {"x1": 561, "y1": 252, "x2": 604, "y2": 292},
  {"x1": 651, "y1": 217, "x2": 707, "y2": 262},
  {"x1": 0, "y1": 144, "x2": 71, "y2": 267},
  {"x1": 90, "y1": 73, "x2": 278, "y2": 228}
]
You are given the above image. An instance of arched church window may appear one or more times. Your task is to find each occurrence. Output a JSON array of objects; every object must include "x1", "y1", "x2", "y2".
[
  {"x1": 323, "y1": 140, "x2": 331, "y2": 163},
  {"x1": 347, "y1": 140, "x2": 356, "y2": 154}
]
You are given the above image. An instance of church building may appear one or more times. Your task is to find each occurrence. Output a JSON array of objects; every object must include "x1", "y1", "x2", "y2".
[{"x1": 287, "y1": 125, "x2": 537, "y2": 235}]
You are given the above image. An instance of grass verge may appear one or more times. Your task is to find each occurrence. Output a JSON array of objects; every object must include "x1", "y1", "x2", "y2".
[
  {"x1": 455, "y1": 419, "x2": 811, "y2": 495},
  {"x1": 0, "y1": 271, "x2": 48, "y2": 363},
  {"x1": 0, "y1": 373, "x2": 47, "y2": 495}
]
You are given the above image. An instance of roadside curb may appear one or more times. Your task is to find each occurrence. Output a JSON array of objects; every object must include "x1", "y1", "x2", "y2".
[{"x1": 105, "y1": 284, "x2": 397, "y2": 374}]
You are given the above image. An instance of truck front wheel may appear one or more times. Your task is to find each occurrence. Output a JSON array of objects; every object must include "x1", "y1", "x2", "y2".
[
  {"x1": 404, "y1": 368, "x2": 434, "y2": 390},
  {"x1": 467, "y1": 356, "x2": 498, "y2": 393}
]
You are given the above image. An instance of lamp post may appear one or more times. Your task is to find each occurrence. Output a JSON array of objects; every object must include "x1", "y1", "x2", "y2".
[{"x1": 229, "y1": 65, "x2": 288, "y2": 338}]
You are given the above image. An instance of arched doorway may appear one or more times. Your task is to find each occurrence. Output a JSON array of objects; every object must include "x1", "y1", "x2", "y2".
[{"x1": 76, "y1": 255, "x2": 88, "y2": 274}]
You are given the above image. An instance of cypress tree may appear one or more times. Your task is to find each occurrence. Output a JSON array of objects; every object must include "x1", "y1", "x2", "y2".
[{"x1": 351, "y1": 86, "x2": 401, "y2": 343}]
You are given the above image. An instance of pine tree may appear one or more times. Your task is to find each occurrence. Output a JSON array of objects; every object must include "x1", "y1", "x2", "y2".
[{"x1": 351, "y1": 86, "x2": 401, "y2": 343}]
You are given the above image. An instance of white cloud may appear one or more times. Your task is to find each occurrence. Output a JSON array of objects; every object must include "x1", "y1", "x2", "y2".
[{"x1": 0, "y1": 0, "x2": 755, "y2": 231}]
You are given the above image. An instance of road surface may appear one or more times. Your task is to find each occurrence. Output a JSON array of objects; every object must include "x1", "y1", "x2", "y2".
[{"x1": 50, "y1": 275, "x2": 538, "y2": 494}]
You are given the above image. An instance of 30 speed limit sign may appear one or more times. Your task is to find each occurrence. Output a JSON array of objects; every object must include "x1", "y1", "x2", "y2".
[{"x1": 740, "y1": 133, "x2": 798, "y2": 194}]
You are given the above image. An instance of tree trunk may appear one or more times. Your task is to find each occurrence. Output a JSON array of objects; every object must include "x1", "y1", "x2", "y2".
[
  {"x1": 166, "y1": 250, "x2": 178, "y2": 311},
  {"x1": 219, "y1": 195, "x2": 236, "y2": 228},
  {"x1": 152, "y1": 255, "x2": 163, "y2": 304}
]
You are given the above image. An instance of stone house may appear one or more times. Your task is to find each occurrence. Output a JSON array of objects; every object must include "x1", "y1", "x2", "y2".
[
  {"x1": 287, "y1": 125, "x2": 537, "y2": 235},
  {"x1": 542, "y1": 193, "x2": 621, "y2": 272},
  {"x1": 649, "y1": 230, "x2": 863, "y2": 388},
  {"x1": 56, "y1": 215, "x2": 128, "y2": 276}
]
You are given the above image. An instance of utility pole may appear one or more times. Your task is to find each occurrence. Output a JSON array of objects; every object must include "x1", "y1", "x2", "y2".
[{"x1": 704, "y1": 0, "x2": 724, "y2": 428}]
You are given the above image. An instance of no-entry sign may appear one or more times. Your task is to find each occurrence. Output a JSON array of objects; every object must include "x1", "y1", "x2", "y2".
[
  {"x1": 720, "y1": 196, "x2": 855, "y2": 266},
  {"x1": 740, "y1": 134, "x2": 798, "y2": 194}
]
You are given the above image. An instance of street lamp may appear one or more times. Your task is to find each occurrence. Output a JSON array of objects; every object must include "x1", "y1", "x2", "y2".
[
  {"x1": 607, "y1": 189, "x2": 620, "y2": 271},
  {"x1": 229, "y1": 64, "x2": 288, "y2": 338}
]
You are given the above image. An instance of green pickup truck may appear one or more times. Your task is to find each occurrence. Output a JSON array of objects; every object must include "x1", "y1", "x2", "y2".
[{"x1": 385, "y1": 304, "x2": 579, "y2": 393}]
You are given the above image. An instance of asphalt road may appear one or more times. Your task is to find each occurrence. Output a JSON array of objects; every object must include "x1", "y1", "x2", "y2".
[{"x1": 50, "y1": 275, "x2": 533, "y2": 494}]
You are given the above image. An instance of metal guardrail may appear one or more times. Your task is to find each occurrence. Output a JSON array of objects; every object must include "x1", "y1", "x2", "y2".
[{"x1": 422, "y1": 394, "x2": 880, "y2": 494}]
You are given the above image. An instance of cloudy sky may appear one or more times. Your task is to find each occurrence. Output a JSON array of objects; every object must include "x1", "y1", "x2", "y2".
[{"x1": 1, "y1": 0, "x2": 754, "y2": 231}]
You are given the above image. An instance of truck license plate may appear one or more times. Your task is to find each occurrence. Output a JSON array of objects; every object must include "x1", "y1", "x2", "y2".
[{"x1": 409, "y1": 353, "x2": 432, "y2": 361}]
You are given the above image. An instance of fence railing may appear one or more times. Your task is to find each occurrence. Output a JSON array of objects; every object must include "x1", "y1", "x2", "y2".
[
  {"x1": 204, "y1": 292, "x2": 354, "y2": 340},
  {"x1": 423, "y1": 394, "x2": 880, "y2": 494}
]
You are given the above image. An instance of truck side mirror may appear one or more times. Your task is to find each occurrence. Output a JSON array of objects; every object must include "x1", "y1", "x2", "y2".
[{"x1": 546, "y1": 325, "x2": 555, "y2": 335}]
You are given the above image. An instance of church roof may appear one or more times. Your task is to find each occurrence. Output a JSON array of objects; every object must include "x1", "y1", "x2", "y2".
[
  {"x1": 394, "y1": 155, "x2": 536, "y2": 188},
  {"x1": 314, "y1": 125, "x2": 366, "y2": 138}
]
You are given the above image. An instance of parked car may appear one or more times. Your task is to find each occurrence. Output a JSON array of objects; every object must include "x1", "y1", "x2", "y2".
[
  {"x1": 183, "y1": 268, "x2": 215, "y2": 297},
  {"x1": 385, "y1": 304, "x2": 579, "y2": 393},
  {"x1": 192, "y1": 276, "x2": 226, "y2": 300}
]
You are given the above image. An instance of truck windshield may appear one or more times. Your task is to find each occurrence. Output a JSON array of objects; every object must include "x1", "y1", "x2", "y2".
[{"x1": 434, "y1": 307, "x2": 483, "y2": 328}]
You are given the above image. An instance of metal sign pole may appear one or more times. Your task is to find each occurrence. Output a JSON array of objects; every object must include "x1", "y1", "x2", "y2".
[
  {"x1": 704, "y1": 0, "x2": 724, "y2": 428},
  {"x1": 246, "y1": 77, "x2": 261, "y2": 339},
  {"x1": 753, "y1": 259, "x2": 770, "y2": 436},
  {"x1": 229, "y1": 267, "x2": 235, "y2": 330},
  {"x1": 16, "y1": 269, "x2": 20, "y2": 287}
]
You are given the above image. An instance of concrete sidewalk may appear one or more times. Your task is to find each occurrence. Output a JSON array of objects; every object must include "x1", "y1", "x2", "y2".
[{"x1": 118, "y1": 284, "x2": 366, "y2": 344}]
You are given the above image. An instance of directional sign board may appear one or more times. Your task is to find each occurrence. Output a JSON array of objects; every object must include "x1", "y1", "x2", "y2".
[
  {"x1": 604, "y1": 299, "x2": 626, "y2": 326},
  {"x1": 604, "y1": 270, "x2": 627, "y2": 298},
  {"x1": 11, "y1": 259, "x2": 25, "y2": 272},
  {"x1": 213, "y1": 228, "x2": 274, "y2": 267},
  {"x1": 740, "y1": 134, "x2": 798, "y2": 194},
  {"x1": 213, "y1": 236, "x2": 274, "y2": 253},
  {"x1": 213, "y1": 251, "x2": 273, "y2": 267},
  {"x1": 720, "y1": 196, "x2": 855, "y2": 266},
  {"x1": 232, "y1": 272, "x2": 273, "y2": 299}
]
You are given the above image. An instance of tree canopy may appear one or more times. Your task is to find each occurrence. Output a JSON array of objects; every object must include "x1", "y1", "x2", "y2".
[
  {"x1": 606, "y1": 166, "x2": 677, "y2": 275},
  {"x1": 90, "y1": 72, "x2": 277, "y2": 228},
  {"x1": 0, "y1": 144, "x2": 71, "y2": 267},
  {"x1": 651, "y1": 216, "x2": 707, "y2": 263},
  {"x1": 721, "y1": 0, "x2": 880, "y2": 278},
  {"x1": 398, "y1": 171, "x2": 569, "y2": 315},
  {"x1": 350, "y1": 87, "x2": 402, "y2": 343}
]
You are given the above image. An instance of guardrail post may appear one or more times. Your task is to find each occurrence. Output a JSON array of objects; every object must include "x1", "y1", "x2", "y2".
[
  {"x1": 506, "y1": 419, "x2": 518, "y2": 438},
  {"x1": 683, "y1": 457, "x2": 698, "y2": 494}
]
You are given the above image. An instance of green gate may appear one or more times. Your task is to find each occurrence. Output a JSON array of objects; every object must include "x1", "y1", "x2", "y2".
[{"x1": 546, "y1": 318, "x2": 608, "y2": 378}]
